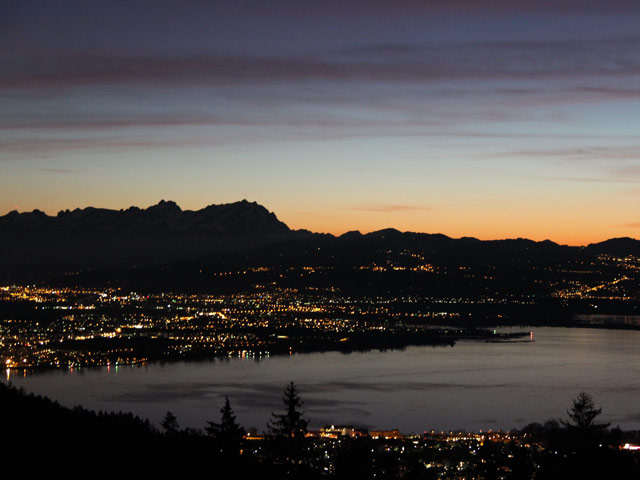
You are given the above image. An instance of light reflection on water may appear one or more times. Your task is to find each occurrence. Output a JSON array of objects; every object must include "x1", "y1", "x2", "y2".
[
  {"x1": 574, "y1": 314, "x2": 640, "y2": 326},
  {"x1": 5, "y1": 327, "x2": 640, "y2": 434}
]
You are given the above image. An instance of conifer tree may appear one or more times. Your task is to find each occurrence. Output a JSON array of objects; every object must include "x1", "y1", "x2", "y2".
[
  {"x1": 562, "y1": 392, "x2": 610, "y2": 432},
  {"x1": 561, "y1": 391, "x2": 610, "y2": 455},
  {"x1": 268, "y1": 381, "x2": 308, "y2": 439},
  {"x1": 206, "y1": 396, "x2": 245, "y2": 444},
  {"x1": 160, "y1": 411, "x2": 179, "y2": 435}
]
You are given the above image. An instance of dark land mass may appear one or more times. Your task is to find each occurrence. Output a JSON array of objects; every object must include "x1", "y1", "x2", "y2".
[
  {"x1": 0, "y1": 288, "x2": 535, "y2": 371},
  {"x1": 1, "y1": 380, "x2": 265, "y2": 479},
  {"x1": 2, "y1": 199, "x2": 639, "y2": 281},
  {"x1": 4, "y1": 201, "x2": 640, "y2": 477},
  {"x1": 2, "y1": 200, "x2": 640, "y2": 329},
  {"x1": 0, "y1": 200, "x2": 303, "y2": 278},
  {"x1": 3, "y1": 381, "x2": 640, "y2": 480}
]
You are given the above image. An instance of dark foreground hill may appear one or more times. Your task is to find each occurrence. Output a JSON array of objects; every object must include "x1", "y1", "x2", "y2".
[
  {"x1": 4, "y1": 381, "x2": 640, "y2": 480},
  {"x1": 1, "y1": 381, "x2": 265, "y2": 479}
]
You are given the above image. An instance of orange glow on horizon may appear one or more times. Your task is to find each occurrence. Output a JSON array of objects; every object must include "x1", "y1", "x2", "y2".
[
  {"x1": 283, "y1": 212, "x2": 639, "y2": 248},
  {"x1": 2, "y1": 198, "x2": 637, "y2": 248}
]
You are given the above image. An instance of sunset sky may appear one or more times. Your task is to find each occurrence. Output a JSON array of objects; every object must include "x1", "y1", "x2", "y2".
[{"x1": 2, "y1": 1, "x2": 640, "y2": 245}]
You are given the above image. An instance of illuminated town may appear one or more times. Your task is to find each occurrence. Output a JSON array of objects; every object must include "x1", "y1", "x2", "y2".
[
  {"x1": 2, "y1": 251, "x2": 640, "y2": 374},
  {"x1": 2, "y1": 217, "x2": 640, "y2": 479},
  {"x1": 0, "y1": 283, "x2": 496, "y2": 373}
]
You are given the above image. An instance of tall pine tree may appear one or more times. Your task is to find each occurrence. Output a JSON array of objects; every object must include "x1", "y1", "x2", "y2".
[
  {"x1": 268, "y1": 381, "x2": 308, "y2": 439},
  {"x1": 206, "y1": 396, "x2": 245, "y2": 446}
]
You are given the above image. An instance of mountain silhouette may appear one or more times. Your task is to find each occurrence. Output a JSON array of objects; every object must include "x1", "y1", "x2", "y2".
[
  {"x1": 0, "y1": 200, "x2": 298, "y2": 277},
  {"x1": 1, "y1": 200, "x2": 638, "y2": 282}
]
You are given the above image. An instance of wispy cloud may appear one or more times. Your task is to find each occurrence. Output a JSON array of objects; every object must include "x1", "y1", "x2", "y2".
[
  {"x1": 37, "y1": 167, "x2": 80, "y2": 174},
  {"x1": 610, "y1": 165, "x2": 640, "y2": 178},
  {"x1": 500, "y1": 146, "x2": 640, "y2": 162},
  {"x1": 2, "y1": 34, "x2": 639, "y2": 157},
  {"x1": 3, "y1": 115, "x2": 227, "y2": 131},
  {"x1": 0, "y1": 137, "x2": 212, "y2": 160},
  {"x1": 553, "y1": 176, "x2": 640, "y2": 184},
  {"x1": 347, "y1": 204, "x2": 432, "y2": 213},
  {"x1": 551, "y1": 163, "x2": 640, "y2": 184},
  {"x1": 2, "y1": 36, "x2": 639, "y2": 91}
]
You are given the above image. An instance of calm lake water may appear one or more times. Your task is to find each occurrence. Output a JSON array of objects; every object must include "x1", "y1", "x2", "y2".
[{"x1": 6, "y1": 327, "x2": 640, "y2": 434}]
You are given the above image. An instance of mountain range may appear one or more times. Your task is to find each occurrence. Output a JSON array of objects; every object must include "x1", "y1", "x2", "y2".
[
  {"x1": 1, "y1": 200, "x2": 639, "y2": 281},
  {"x1": 0, "y1": 200, "x2": 299, "y2": 277}
]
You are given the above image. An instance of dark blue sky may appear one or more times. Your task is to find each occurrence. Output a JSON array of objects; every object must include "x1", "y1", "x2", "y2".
[{"x1": 2, "y1": 1, "x2": 640, "y2": 243}]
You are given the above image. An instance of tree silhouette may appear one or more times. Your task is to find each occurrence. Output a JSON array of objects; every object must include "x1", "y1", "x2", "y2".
[
  {"x1": 531, "y1": 392, "x2": 615, "y2": 478},
  {"x1": 205, "y1": 396, "x2": 245, "y2": 445},
  {"x1": 562, "y1": 391, "x2": 610, "y2": 433},
  {"x1": 559, "y1": 391, "x2": 611, "y2": 472},
  {"x1": 160, "y1": 411, "x2": 179, "y2": 435},
  {"x1": 268, "y1": 381, "x2": 308, "y2": 439}
]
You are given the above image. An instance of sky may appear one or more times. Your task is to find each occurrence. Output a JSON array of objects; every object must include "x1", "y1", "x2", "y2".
[{"x1": 2, "y1": 0, "x2": 640, "y2": 245}]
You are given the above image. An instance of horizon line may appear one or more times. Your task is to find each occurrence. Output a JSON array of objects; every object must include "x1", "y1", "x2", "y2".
[{"x1": 2, "y1": 199, "x2": 638, "y2": 249}]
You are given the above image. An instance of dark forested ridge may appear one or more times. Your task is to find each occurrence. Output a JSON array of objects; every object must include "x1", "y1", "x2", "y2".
[
  {"x1": 3, "y1": 382, "x2": 640, "y2": 480},
  {"x1": 1, "y1": 381, "x2": 265, "y2": 479}
]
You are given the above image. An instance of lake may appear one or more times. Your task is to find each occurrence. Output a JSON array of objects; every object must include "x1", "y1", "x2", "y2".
[{"x1": 5, "y1": 327, "x2": 640, "y2": 434}]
